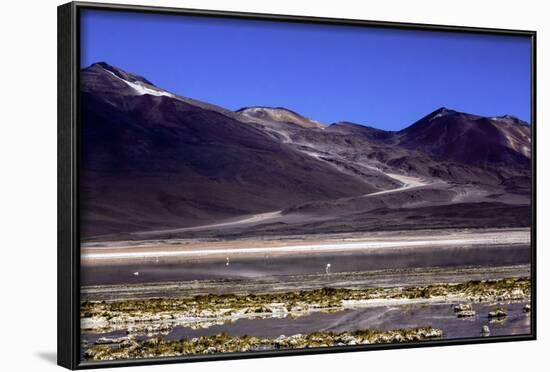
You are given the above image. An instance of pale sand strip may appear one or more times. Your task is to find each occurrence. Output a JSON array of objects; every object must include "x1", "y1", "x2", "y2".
[{"x1": 82, "y1": 229, "x2": 529, "y2": 262}]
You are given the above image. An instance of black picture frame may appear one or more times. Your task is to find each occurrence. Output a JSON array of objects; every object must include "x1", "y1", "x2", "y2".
[{"x1": 58, "y1": 1, "x2": 537, "y2": 369}]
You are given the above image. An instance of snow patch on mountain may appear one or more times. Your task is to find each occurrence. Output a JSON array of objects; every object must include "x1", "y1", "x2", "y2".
[{"x1": 104, "y1": 69, "x2": 176, "y2": 98}]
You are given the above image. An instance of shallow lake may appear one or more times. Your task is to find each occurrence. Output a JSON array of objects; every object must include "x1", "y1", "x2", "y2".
[
  {"x1": 81, "y1": 243, "x2": 529, "y2": 286},
  {"x1": 81, "y1": 300, "x2": 531, "y2": 358}
]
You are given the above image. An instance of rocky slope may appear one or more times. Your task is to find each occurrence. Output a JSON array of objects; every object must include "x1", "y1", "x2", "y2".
[
  {"x1": 80, "y1": 63, "x2": 377, "y2": 237},
  {"x1": 80, "y1": 62, "x2": 532, "y2": 240}
]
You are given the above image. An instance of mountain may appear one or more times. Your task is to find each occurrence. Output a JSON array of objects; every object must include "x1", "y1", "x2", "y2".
[
  {"x1": 326, "y1": 121, "x2": 396, "y2": 143},
  {"x1": 237, "y1": 106, "x2": 325, "y2": 129},
  {"x1": 397, "y1": 107, "x2": 531, "y2": 167},
  {"x1": 80, "y1": 62, "x2": 377, "y2": 238},
  {"x1": 80, "y1": 62, "x2": 531, "y2": 241}
]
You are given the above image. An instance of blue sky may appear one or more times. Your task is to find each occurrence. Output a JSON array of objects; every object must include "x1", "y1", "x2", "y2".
[{"x1": 81, "y1": 9, "x2": 532, "y2": 130}]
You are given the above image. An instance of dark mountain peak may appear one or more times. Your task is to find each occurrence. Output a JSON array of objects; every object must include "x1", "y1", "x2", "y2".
[
  {"x1": 82, "y1": 62, "x2": 180, "y2": 100},
  {"x1": 86, "y1": 61, "x2": 155, "y2": 86},
  {"x1": 426, "y1": 107, "x2": 459, "y2": 121},
  {"x1": 398, "y1": 107, "x2": 531, "y2": 167},
  {"x1": 90, "y1": 61, "x2": 117, "y2": 71},
  {"x1": 236, "y1": 106, "x2": 325, "y2": 129},
  {"x1": 401, "y1": 107, "x2": 472, "y2": 134},
  {"x1": 405, "y1": 107, "x2": 529, "y2": 134}
]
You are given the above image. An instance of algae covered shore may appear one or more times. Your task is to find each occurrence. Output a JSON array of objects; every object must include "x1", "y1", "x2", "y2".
[
  {"x1": 85, "y1": 327, "x2": 443, "y2": 361},
  {"x1": 81, "y1": 277, "x2": 530, "y2": 332},
  {"x1": 80, "y1": 275, "x2": 530, "y2": 361}
]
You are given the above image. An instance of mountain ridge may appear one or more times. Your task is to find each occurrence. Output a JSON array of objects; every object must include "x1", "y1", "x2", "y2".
[
  {"x1": 79, "y1": 62, "x2": 531, "y2": 240},
  {"x1": 84, "y1": 62, "x2": 530, "y2": 138}
]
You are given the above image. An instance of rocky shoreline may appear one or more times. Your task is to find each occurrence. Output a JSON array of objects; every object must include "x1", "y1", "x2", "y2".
[
  {"x1": 84, "y1": 327, "x2": 444, "y2": 361},
  {"x1": 81, "y1": 277, "x2": 530, "y2": 335}
]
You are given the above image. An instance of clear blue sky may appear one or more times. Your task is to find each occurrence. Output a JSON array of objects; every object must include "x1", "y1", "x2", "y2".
[{"x1": 81, "y1": 9, "x2": 532, "y2": 130}]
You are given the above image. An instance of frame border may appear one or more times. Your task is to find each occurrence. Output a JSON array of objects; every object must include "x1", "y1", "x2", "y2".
[{"x1": 57, "y1": 2, "x2": 537, "y2": 369}]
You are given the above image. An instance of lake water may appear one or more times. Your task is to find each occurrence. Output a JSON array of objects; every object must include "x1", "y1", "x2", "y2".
[
  {"x1": 81, "y1": 243, "x2": 529, "y2": 286},
  {"x1": 82, "y1": 300, "x2": 531, "y2": 352},
  {"x1": 80, "y1": 239, "x2": 532, "y2": 360}
]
